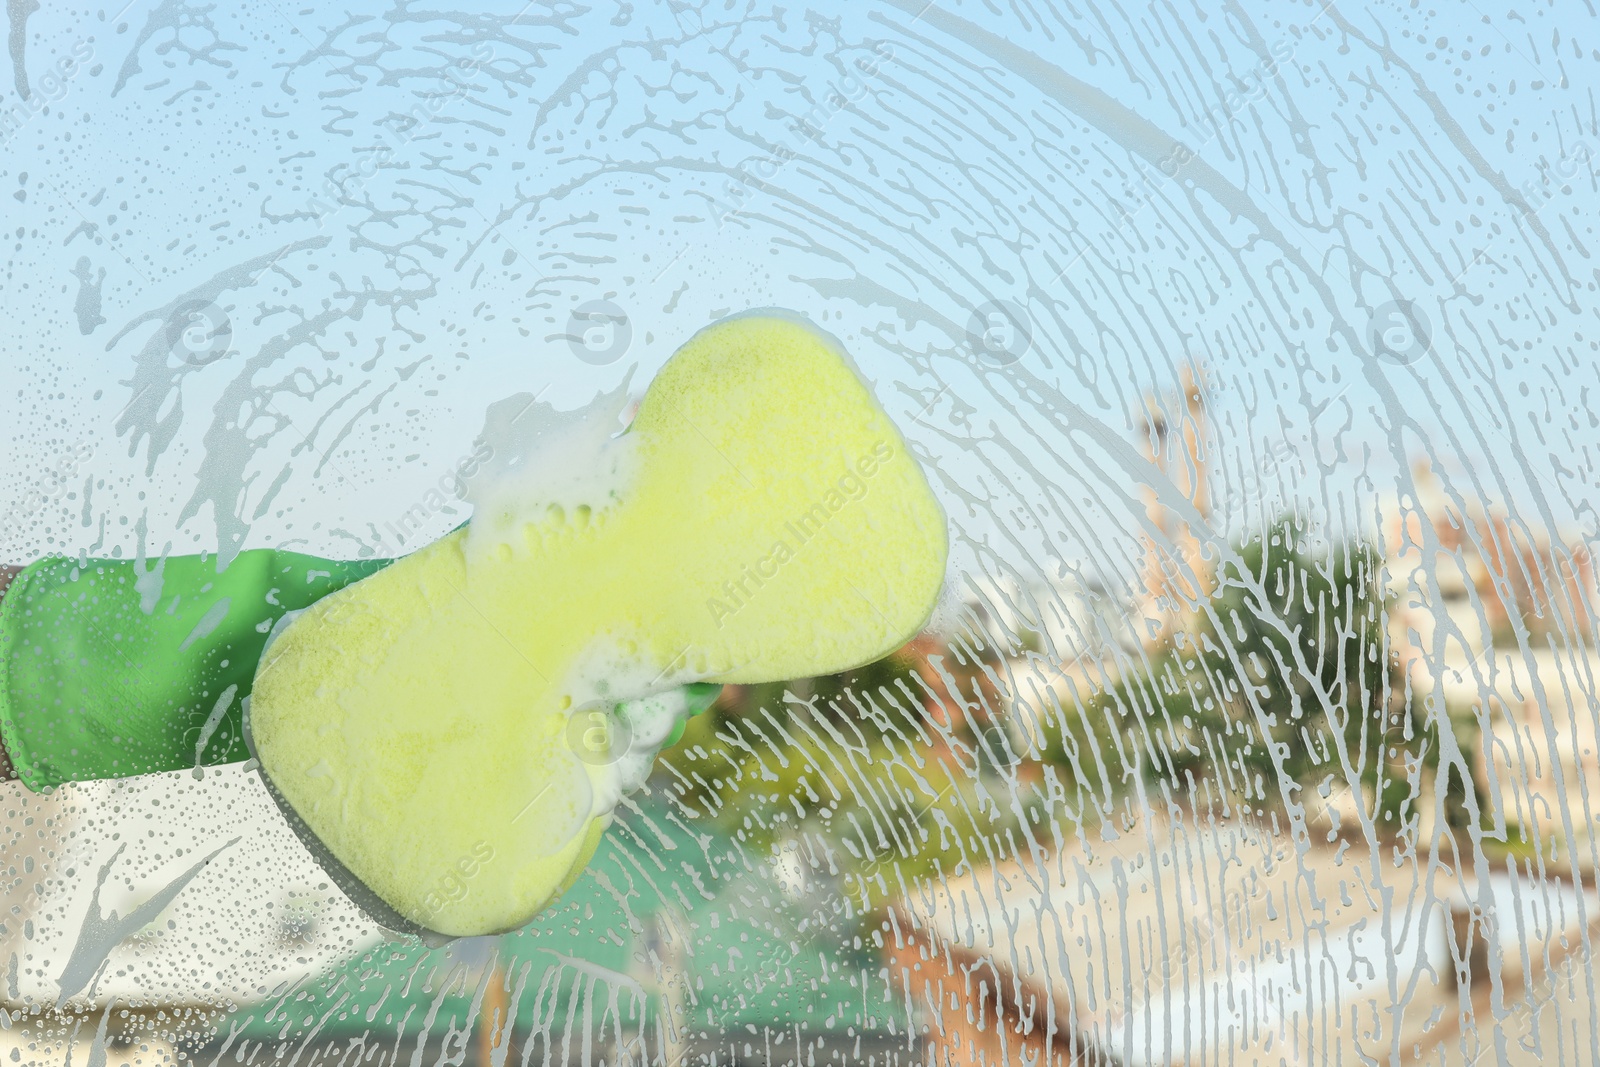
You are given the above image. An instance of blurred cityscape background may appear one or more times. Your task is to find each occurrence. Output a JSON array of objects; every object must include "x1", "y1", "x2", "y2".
[
  {"x1": 5, "y1": 372, "x2": 1597, "y2": 1066},
  {"x1": 3, "y1": 0, "x2": 1599, "y2": 1064}
]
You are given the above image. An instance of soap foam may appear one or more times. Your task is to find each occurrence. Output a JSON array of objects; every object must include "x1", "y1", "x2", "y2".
[
  {"x1": 528, "y1": 689, "x2": 696, "y2": 862},
  {"x1": 461, "y1": 383, "x2": 695, "y2": 844},
  {"x1": 554, "y1": 640, "x2": 705, "y2": 839},
  {"x1": 461, "y1": 378, "x2": 639, "y2": 561}
]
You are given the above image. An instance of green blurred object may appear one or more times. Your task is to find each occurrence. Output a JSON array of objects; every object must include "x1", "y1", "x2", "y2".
[
  {"x1": 665, "y1": 682, "x2": 723, "y2": 747},
  {"x1": 0, "y1": 549, "x2": 722, "y2": 791},
  {"x1": 0, "y1": 549, "x2": 390, "y2": 790}
]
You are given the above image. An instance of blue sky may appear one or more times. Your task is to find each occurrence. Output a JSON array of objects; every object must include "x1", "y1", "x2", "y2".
[{"x1": 0, "y1": 0, "x2": 1594, "y2": 601}]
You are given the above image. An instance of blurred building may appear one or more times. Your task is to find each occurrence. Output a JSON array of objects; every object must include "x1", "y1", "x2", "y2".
[
  {"x1": 0, "y1": 768, "x2": 386, "y2": 1059},
  {"x1": 885, "y1": 816, "x2": 1600, "y2": 1066},
  {"x1": 1383, "y1": 457, "x2": 1600, "y2": 875},
  {"x1": 1133, "y1": 364, "x2": 1215, "y2": 646},
  {"x1": 887, "y1": 380, "x2": 1600, "y2": 1065}
]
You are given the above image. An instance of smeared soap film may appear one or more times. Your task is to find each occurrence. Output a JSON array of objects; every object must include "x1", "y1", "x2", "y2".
[{"x1": 2, "y1": 1, "x2": 1599, "y2": 1064}]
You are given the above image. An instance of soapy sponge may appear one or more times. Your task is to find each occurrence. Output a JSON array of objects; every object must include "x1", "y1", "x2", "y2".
[{"x1": 248, "y1": 314, "x2": 948, "y2": 936}]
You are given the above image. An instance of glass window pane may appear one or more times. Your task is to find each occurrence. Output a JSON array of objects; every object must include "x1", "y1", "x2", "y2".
[{"x1": 2, "y1": 2, "x2": 1595, "y2": 1064}]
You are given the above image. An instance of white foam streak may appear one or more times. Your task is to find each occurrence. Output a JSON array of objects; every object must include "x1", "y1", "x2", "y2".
[{"x1": 461, "y1": 379, "x2": 638, "y2": 561}]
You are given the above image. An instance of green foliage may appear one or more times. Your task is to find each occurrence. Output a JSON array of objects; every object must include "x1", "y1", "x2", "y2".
[
  {"x1": 1040, "y1": 516, "x2": 1449, "y2": 838},
  {"x1": 662, "y1": 515, "x2": 1468, "y2": 907},
  {"x1": 660, "y1": 642, "x2": 1038, "y2": 910}
]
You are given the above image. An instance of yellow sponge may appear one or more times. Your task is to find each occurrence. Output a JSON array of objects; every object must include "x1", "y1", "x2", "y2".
[{"x1": 248, "y1": 314, "x2": 947, "y2": 936}]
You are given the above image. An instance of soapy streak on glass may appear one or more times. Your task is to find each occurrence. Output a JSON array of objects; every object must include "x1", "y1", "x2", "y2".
[{"x1": 0, "y1": 0, "x2": 1597, "y2": 1064}]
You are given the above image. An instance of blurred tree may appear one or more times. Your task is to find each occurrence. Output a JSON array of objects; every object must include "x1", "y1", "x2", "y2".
[
  {"x1": 660, "y1": 633, "x2": 1037, "y2": 911},
  {"x1": 660, "y1": 515, "x2": 1473, "y2": 909},
  {"x1": 1041, "y1": 516, "x2": 1450, "y2": 843}
]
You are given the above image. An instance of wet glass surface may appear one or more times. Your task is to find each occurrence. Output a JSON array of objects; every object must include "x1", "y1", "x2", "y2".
[{"x1": 3, "y1": 1, "x2": 1600, "y2": 1063}]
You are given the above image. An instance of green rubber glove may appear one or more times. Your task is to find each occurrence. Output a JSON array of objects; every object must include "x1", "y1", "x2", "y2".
[
  {"x1": 663, "y1": 683, "x2": 721, "y2": 747},
  {"x1": 0, "y1": 550, "x2": 721, "y2": 792},
  {"x1": 0, "y1": 549, "x2": 388, "y2": 790}
]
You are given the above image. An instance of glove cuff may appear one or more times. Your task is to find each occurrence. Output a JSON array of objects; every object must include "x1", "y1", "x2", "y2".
[{"x1": 0, "y1": 558, "x2": 50, "y2": 788}]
